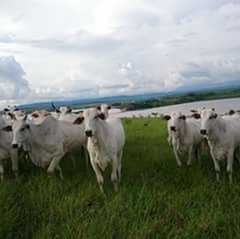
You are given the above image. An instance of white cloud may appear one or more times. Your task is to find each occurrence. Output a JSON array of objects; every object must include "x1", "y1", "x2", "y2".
[
  {"x1": 0, "y1": 56, "x2": 30, "y2": 100},
  {"x1": 0, "y1": 0, "x2": 239, "y2": 106}
]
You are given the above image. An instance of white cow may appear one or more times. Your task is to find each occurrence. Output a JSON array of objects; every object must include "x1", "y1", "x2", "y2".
[
  {"x1": 51, "y1": 104, "x2": 84, "y2": 123},
  {"x1": 0, "y1": 114, "x2": 18, "y2": 181},
  {"x1": 74, "y1": 108, "x2": 125, "y2": 193},
  {"x1": 52, "y1": 108, "x2": 88, "y2": 167},
  {"x1": 30, "y1": 110, "x2": 87, "y2": 155},
  {"x1": 192, "y1": 108, "x2": 240, "y2": 183},
  {"x1": 164, "y1": 112, "x2": 204, "y2": 167},
  {"x1": 30, "y1": 110, "x2": 51, "y2": 123},
  {"x1": 31, "y1": 110, "x2": 88, "y2": 158},
  {"x1": 97, "y1": 104, "x2": 111, "y2": 119},
  {"x1": 3, "y1": 107, "x2": 26, "y2": 123},
  {"x1": 9, "y1": 114, "x2": 87, "y2": 178}
]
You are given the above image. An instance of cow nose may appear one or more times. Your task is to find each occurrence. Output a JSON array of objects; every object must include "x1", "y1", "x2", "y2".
[
  {"x1": 170, "y1": 126, "x2": 176, "y2": 132},
  {"x1": 200, "y1": 129, "x2": 207, "y2": 135},
  {"x1": 12, "y1": 144, "x2": 18, "y2": 149},
  {"x1": 85, "y1": 130, "x2": 93, "y2": 137}
]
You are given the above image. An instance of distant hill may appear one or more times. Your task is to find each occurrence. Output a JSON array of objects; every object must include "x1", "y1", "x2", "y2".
[
  {"x1": 175, "y1": 80, "x2": 240, "y2": 93},
  {"x1": 19, "y1": 81, "x2": 240, "y2": 111}
]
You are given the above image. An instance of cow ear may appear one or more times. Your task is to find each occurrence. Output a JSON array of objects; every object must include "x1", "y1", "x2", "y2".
[
  {"x1": 192, "y1": 113, "x2": 201, "y2": 119},
  {"x1": 32, "y1": 113, "x2": 39, "y2": 118},
  {"x1": 163, "y1": 115, "x2": 171, "y2": 120},
  {"x1": 8, "y1": 112, "x2": 16, "y2": 120},
  {"x1": 43, "y1": 112, "x2": 50, "y2": 117},
  {"x1": 23, "y1": 114, "x2": 27, "y2": 121},
  {"x1": 51, "y1": 102, "x2": 60, "y2": 113},
  {"x1": 107, "y1": 105, "x2": 111, "y2": 110},
  {"x1": 66, "y1": 107, "x2": 72, "y2": 113},
  {"x1": 229, "y1": 109, "x2": 235, "y2": 115},
  {"x1": 73, "y1": 110, "x2": 83, "y2": 114},
  {"x1": 2, "y1": 125, "x2": 12, "y2": 132},
  {"x1": 73, "y1": 117, "x2": 84, "y2": 124},
  {"x1": 98, "y1": 113, "x2": 106, "y2": 120},
  {"x1": 179, "y1": 115, "x2": 186, "y2": 120},
  {"x1": 212, "y1": 113, "x2": 218, "y2": 119}
]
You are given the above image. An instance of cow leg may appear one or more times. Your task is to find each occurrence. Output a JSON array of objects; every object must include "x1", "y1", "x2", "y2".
[
  {"x1": 70, "y1": 154, "x2": 76, "y2": 169},
  {"x1": 11, "y1": 150, "x2": 18, "y2": 178},
  {"x1": 117, "y1": 150, "x2": 123, "y2": 183},
  {"x1": 187, "y1": 145, "x2": 193, "y2": 166},
  {"x1": 47, "y1": 154, "x2": 63, "y2": 177},
  {"x1": 235, "y1": 148, "x2": 240, "y2": 164},
  {"x1": 167, "y1": 134, "x2": 172, "y2": 147},
  {"x1": 56, "y1": 165, "x2": 64, "y2": 180},
  {"x1": 209, "y1": 147, "x2": 220, "y2": 182},
  {"x1": 227, "y1": 149, "x2": 234, "y2": 184},
  {"x1": 111, "y1": 156, "x2": 119, "y2": 192},
  {"x1": 84, "y1": 147, "x2": 89, "y2": 168},
  {"x1": 173, "y1": 144, "x2": 182, "y2": 167},
  {"x1": 89, "y1": 155, "x2": 104, "y2": 193},
  {"x1": 195, "y1": 145, "x2": 200, "y2": 162},
  {"x1": 0, "y1": 159, "x2": 4, "y2": 182}
]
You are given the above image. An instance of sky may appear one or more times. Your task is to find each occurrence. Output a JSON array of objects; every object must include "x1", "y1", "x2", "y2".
[{"x1": 0, "y1": 0, "x2": 240, "y2": 106}]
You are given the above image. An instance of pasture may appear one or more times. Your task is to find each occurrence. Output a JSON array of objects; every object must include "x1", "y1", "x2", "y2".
[{"x1": 1, "y1": 118, "x2": 240, "y2": 239}]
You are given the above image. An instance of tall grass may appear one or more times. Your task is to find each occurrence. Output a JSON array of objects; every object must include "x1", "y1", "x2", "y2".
[{"x1": 0, "y1": 118, "x2": 240, "y2": 239}]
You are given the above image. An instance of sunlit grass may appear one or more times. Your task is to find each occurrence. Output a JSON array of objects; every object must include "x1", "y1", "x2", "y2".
[{"x1": 0, "y1": 118, "x2": 240, "y2": 239}]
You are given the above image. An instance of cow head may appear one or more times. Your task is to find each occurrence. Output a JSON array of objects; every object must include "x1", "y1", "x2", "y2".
[
  {"x1": 31, "y1": 110, "x2": 50, "y2": 120},
  {"x1": 164, "y1": 112, "x2": 186, "y2": 133},
  {"x1": 79, "y1": 108, "x2": 106, "y2": 137},
  {"x1": 9, "y1": 114, "x2": 30, "y2": 149},
  {"x1": 59, "y1": 106, "x2": 72, "y2": 114},
  {"x1": 193, "y1": 108, "x2": 217, "y2": 135},
  {"x1": 96, "y1": 104, "x2": 111, "y2": 119}
]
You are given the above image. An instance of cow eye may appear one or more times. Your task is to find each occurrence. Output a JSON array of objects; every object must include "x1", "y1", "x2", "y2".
[{"x1": 20, "y1": 127, "x2": 25, "y2": 132}]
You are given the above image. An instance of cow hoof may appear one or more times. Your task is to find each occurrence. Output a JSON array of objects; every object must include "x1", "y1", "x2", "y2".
[
  {"x1": 114, "y1": 184, "x2": 118, "y2": 192},
  {"x1": 13, "y1": 171, "x2": 18, "y2": 178},
  {"x1": 47, "y1": 171, "x2": 55, "y2": 177}
]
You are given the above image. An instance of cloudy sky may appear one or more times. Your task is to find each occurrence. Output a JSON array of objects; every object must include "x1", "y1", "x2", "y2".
[{"x1": 0, "y1": 0, "x2": 240, "y2": 106}]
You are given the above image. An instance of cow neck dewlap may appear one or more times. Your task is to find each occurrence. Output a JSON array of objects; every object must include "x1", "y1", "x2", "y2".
[
  {"x1": 176, "y1": 120, "x2": 187, "y2": 144},
  {"x1": 90, "y1": 119, "x2": 109, "y2": 152}
]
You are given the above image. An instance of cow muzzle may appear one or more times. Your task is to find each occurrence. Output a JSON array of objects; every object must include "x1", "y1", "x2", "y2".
[
  {"x1": 170, "y1": 126, "x2": 176, "y2": 132},
  {"x1": 200, "y1": 129, "x2": 207, "y2": 135},
  {"x1": 12, "y1": 144, "x2": 18, "y2": 149},
  {"x1": 85, "y1": 130, "x2": 93, "y2": 137}
]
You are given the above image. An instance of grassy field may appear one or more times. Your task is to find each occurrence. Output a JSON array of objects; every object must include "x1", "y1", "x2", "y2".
[{"x1": 1, "y1": 118, "x2": 240, "y2": 239}]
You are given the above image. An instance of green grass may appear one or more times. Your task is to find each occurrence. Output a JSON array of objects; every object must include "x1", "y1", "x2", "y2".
[{"x1": 1, "y1": 118, "x2": 240, "y2": 239}]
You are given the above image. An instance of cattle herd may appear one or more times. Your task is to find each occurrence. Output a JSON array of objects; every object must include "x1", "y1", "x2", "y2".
[{"x1": 0, "y1": 104, "x2": 240, "y2": 193}]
